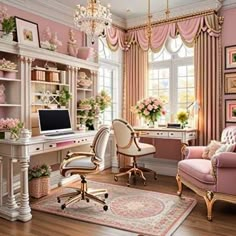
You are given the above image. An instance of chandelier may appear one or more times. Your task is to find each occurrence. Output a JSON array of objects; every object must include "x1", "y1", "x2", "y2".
[{"x1": 74, "y1": 0, "x2": 112, "y2": 44}]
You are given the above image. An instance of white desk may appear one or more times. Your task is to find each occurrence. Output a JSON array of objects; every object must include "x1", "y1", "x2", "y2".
[
  {"x1": 134, "y1": 127, "x2": 197, "y2": 144},
  {"x1": 0, "y1": 131, "x2": 96, "y2": 222}
]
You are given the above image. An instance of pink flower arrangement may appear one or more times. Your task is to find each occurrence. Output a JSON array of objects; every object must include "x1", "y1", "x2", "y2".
[
  {"x1": 0, "y1": 118, "x2": 24, "y2": 139},
  {"x1": 131, "y1": 97, "x2": 166, "y2": 124}
]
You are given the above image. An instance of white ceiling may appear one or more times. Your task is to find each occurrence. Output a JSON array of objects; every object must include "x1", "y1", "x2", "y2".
[
  {"x1": 57, "y1": 0, "x2": 222, "y2": 19},
  {"x1": 4, "y1": 0, "x2": 236, "y2": 29}
]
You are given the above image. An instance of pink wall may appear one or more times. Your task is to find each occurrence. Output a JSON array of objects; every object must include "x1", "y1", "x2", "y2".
[
  {"x1": 222, "y1": 8, "x2": 236, "y2": 48},
  {"x1": 221, "y1": 7, "x2": 236, "y2": 126},
  {"x1": 3, "y1": 4, "x2": 84, "y2": 55}
]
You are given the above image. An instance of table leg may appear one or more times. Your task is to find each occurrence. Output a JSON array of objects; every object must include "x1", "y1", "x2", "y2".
[
  {"x1": 17, "y1": 159, "x2": 32, "y2": 222},
  {"x1": 6, "y1": 158, "x2": 18, "y2": 210}
]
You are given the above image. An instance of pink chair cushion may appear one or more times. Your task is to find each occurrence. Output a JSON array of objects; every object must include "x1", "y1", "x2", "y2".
[{"x1": 178, "y1": 159, "x2": 215, "y2": 184}]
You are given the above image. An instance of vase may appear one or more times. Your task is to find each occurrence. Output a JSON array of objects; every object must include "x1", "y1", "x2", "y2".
[
  {"x1": 29, "y1": 176, "x2": 50, "y2": 198},
  {"x1": 148, "y1": 120, "x2": 155, "y2": 128},
  {"x1": 1, "y1": 32, "x2": 13, "y2": 41}
]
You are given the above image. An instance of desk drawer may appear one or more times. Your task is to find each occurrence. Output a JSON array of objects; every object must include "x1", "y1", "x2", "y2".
[
  {"x1": 77, "y1": 136, "x2": 93, "y2": 144},
  {"x1": 155, "y1": 131, "x2": 169, "y2": 137},
  {"x1": 139, "y1": 131, "x2": 168, "y2": 138},
  {"x1": 44, "y1": 143, "x2": 57, "y2": 150},
  {"x1": 168, "y1": 132, "x2": 182, "y2": 138},
  {"x1": 29, "y1": 144, "x2": 43, "y2": 154},
  {"x1": 186, "y1": 132, "x2": 196, "y2": 139}
]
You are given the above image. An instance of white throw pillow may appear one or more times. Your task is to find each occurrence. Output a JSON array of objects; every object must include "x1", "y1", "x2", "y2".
[
  {"x1": 215, "y1": 143, "x2": 236, "y2": 154},
  {"x1": 202, "y1": 140, "x2": 222, "y2": 159}
]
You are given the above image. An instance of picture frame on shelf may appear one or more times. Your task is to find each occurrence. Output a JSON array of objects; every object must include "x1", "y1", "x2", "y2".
[
  {"x1": 224, "y1": 73, "x2": 236, "y2": 94},
  {"x1": 225, "y1": 99, "x2": 236, "y2": 123},
  {"x1": 225, "y1": 45, "x2": 236, "y2": 70},
  {"x1": 15, "y1": 17, "x2": 40, "y2": 48}
]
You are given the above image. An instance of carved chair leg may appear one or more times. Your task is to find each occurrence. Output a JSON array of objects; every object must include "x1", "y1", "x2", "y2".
[
  {"x1": 176, "y1": 174, "x2": 183, "y2": 196},
  {"x1": 203, "y1": 191, "x2": 216, "y2": 221}
]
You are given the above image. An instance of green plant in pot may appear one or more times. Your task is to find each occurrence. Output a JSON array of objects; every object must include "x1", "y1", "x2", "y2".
[
  {"x1": 177, "y1": 110, "x2": 189, "y2": 128},
  {"x1": 0, "y1": 6, "x2": 16, "y2": 39},
  {"x1": 1, "y1": 16, "x2": 15, "y2": 34},
  {"x1": 59, "y1": 87, "x2": 72, "y2": 108}
]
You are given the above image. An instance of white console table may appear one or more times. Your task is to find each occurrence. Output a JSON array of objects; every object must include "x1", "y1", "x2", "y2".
[{"x1": 0, "y1": 131, "x2": 96, "y2": 222}]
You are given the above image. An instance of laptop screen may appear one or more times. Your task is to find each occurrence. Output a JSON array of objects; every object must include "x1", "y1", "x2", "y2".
[{"x1": 38, "y1": 109, "x2": 72, "y2": 134}]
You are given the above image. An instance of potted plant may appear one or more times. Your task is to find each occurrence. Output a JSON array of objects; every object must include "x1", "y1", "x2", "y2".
[
  {"x1": 0, "y1": 6, "x2": 16, "y2": 40},
  {"x1": 28, "y1": 164, "x2": 51, "y2": 198},
  {"x1": 59, "y1": 87, "x2": 72, "y2": 108},
  {"x1": 131, "y1": 96, "x2": 166, "y2": 128},
  {"x1": 0, "y1": 118, "x2": 24, "y2": 140},
  {"x1": 177, "y1": 110, "x2": 189, "y2": 128}
]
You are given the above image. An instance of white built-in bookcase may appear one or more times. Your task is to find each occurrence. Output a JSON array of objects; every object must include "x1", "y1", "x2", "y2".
[{"x1": 0, "y1": 39, "x2": 98, "y2": 135}]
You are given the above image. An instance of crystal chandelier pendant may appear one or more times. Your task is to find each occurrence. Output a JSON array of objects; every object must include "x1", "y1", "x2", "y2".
[{"x1": 74, "y1": 0, "x2": 112, "y2": 44}]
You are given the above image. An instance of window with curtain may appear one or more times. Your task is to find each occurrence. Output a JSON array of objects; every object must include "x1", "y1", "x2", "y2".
[
  {"x1": 148, "y1": 35, "x2": 194, "y2": 124},
  {"x1": 98, "y1": 38, "x2": 122, "y2": 124}
]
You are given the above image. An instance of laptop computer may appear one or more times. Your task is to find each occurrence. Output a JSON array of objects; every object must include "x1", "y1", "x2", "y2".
[{"x1": 38, "y1": 109, "x2": 74, "y2": 137}]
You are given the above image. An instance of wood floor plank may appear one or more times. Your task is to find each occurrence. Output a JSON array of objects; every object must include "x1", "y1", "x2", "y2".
[{"x1": 0, "y1": 169, "x2": 235, "y2": 236}]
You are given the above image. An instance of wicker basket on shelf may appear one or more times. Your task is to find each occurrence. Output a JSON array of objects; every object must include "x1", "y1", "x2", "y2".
[{"x1": 29, "y1": 176, "x2": 50, "y2": 198}]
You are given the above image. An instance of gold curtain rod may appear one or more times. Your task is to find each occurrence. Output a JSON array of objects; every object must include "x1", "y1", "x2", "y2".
[{"x1": 127, "y1": 9, "x2": 216, "y2": 32}]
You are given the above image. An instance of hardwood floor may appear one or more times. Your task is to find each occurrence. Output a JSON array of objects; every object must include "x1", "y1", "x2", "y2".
[{"x1": 0, "y1": 169, "x2": 236, "y2": 236}]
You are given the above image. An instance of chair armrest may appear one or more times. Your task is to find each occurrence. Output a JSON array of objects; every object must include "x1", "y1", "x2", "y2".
[
  {"x1": 214, "y1": 152, "x2": 236, "y2": 168},
  {"x1": 184, "y1": 146, "x2": 206, "y2": 159}
]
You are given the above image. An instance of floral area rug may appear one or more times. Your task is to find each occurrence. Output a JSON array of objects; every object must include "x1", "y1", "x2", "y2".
[{"x1": 31, "y1": 181, "x2": 196, "y2": 236}]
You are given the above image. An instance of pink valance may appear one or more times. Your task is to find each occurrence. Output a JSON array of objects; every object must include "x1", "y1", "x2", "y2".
[
  {"x1": 108, "y1": 13, "x2": 222, "y2": 52},
  {"x1": 177, "y1": 17, "x2": 203, "y2": 45},
  {"x1": 106, "y1": 27, "x2": 127, "y2": 51}
]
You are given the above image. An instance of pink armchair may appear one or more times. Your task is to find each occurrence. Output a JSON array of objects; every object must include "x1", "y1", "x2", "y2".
[{"x1": 176, "y1": 126, "x2": 236, "y2": 220}]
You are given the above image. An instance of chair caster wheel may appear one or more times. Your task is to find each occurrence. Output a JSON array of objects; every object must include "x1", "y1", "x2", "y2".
[
  {"x1": 103, "y1": 205, "x2": 108, "y2": 211},
  {"x1": 127, "y1": 183, "x2": 130, "y2": 187},
  {"x1": 86, "y1": 198, "x2": 90, "y2": 202},
  {"x1": 154, "y1": 173, "x2": 157, "y2": 180},
  {"x1": 104, "y1": 193, "x2": 109, "y2": 199},
  {"x1": 57, "y1": 197, "x2": 61, "y2": 203},
  {"x1": 61, "y1": 204, "x2": 66, "y2": 210},
  {"x1": 114, "y1": 176, "x2": 118, "y2": 182}
]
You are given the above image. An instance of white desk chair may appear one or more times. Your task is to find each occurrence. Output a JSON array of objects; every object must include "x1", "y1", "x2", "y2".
[{"x1": 57, "y1": 126, "x2": 110, "y2": 210}]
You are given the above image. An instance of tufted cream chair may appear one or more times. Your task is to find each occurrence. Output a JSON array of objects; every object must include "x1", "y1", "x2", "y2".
[
  {"x1": 176, "y1": 126, "x2": 236, "y2": 220},
  {"x1": 112, "y1": 119, "x2": 157, "y2": 186}
]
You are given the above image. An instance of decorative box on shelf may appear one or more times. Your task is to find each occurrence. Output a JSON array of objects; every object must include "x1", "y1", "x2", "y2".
[
  {"x1": 29, "y1": 176, "x2": 50, "y2": 198},
  {"x1": 31, "y1": 67, "x2": 46, "y2": 81},
  {"x1": 0, "y1": 68, "x2": 18, "y2": 79}
]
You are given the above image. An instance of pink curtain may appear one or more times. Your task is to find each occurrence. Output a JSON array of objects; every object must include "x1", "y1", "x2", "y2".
[
  {"x1": 195, "y1": 14, "x2": 222, "y2": 145},
  {"x1": 107, "y1": 14, "x2": 223, "y2": 145},
  {"x1": 123, "y1": 43, "x2": 148, "y2": 125}
]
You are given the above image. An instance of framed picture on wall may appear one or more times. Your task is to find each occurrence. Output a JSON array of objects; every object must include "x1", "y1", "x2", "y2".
[
  {"x1": 224, "y1": 73, "x2": 236, "y2": 94},
  {"x1": 225, "y1": 99, "x2": 236, "y2": 122},
  {"x1": 15, "y1": 17, "x2": 40, "y2": 48},
  {"x1": 225, "y1": 45, "x2": 236, "y2": 69}
]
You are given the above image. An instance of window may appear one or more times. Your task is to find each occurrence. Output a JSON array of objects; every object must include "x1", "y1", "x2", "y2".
[
  {"x1": 98, "y1": 38, "x2": 122, "y2": 124},
  {"x1": 148, "y1": 36, "x2": 194, "y2": 124}
]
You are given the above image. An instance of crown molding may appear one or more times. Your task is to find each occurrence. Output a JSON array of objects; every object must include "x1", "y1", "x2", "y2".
[
  {"x1": 2, "y1": 0, "x2": 126, "y2": 29},
  {"x1": 221, "y1": 0, "x2": 236, "y2": 10},
  {"x1": 126, "y1": 0, "x2": 222, "y2": 29}
]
